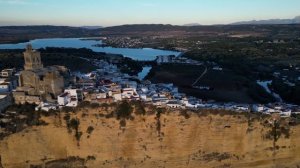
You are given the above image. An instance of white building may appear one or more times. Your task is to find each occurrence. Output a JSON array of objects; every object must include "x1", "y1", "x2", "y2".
[
  {"x1": 166, "y1": 100, "x2": 182, "y2": 108},
  {"x1": 113, "y1": 93, "x2": 122, "y2": 101},
  {"x1": 252, "y1": 104, "x2": 264, "y2": 112},
  {"x1": 58, "y1": 92, "x2": 70, "y2": 106},
  {"x1": 65, "y1": 89, "x2": 83, "y2": 101},
  {"x1": 57, "y1": 89, "x2": 83, "y2": 107},
  {"x1": 36, "y1": 102, "x2": 58, "y2": 112},
  {"x1": 280, "y1": 109, "x2": 292, "y2": 117},
  {"x1": 156, "y1": 55, "x2": 175, "y2": 64},
  {"x1": 122, "y1": 88, "x2": 139, "y2": 100},
  {"x1": 96, "y1": 91, "x2": 107, "y2": 99},
  {"x1": 0, "y1": 69, "x2": 15, "y2": 78}
]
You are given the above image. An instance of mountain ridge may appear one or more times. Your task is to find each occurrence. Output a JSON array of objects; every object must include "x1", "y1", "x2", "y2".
[{"x1": 232, "y1": 16, "x2": 300, "y2": 25}]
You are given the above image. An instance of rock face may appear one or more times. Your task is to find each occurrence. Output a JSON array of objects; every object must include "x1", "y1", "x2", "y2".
[{"x1": 0, "y1": 109, "x2": 300, "y2": 168}]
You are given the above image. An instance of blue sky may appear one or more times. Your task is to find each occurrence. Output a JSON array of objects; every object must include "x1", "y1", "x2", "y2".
[{"x1": 0, "y1": 0, "x2": 299, "y2": 26}]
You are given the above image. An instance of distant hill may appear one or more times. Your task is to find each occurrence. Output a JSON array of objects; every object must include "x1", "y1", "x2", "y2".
[
  {"x1": 101, "y1": 24, "x2": 182, "y2": 32},
  {"x1": 183, "y1": 23, "x2": 202, "y2": 26},
  {"x1": 0, "y1": 25, "x2": 100, "y2": 44},
  {"x1": 81, "y1": 26, "x2": 103, "y2": 29},
  {"x1": 232, "y1": 16, "x2": 300, "y2": 25},
  {"x1": 100, "y1": 23, "x2": 300, "y2": 37},
  {"x1": 1, "y1": 24, "x2": 300, "y2": 44}
]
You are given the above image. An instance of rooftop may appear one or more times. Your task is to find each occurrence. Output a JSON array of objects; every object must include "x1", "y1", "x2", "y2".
[{"x1": 0, "y1": 95, "x2": 7, "y2": 99}]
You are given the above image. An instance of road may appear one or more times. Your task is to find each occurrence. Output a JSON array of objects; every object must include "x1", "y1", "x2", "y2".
[{"x1": 192, "y1": 66, "x2": 208, "y2": 87}]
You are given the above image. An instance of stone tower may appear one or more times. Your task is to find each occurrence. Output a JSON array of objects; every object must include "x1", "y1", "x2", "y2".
[{"x1": 23, "y1": 44, "x2": 43, "y2": 70}]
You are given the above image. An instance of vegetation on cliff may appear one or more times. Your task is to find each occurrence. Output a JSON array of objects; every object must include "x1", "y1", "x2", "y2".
[{"x1": 1, "y1": 101, "x2": 300, "y2": 168}]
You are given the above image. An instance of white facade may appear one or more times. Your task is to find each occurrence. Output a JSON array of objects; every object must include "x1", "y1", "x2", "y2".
[
  {"x1": 166, "y1": 100, "x2": 182, "y2": 108},
  {"x1": 36, "y1": 102, "x2": 58, "y2": 112},
  {"x1": 281, "y1": 110, "x2": 292, "y2": 117},
  {"x1": 57, "y1": 89, "x2": 83, "y2": 107},
  {"x1": 58, "y1": 92, "x2": 70, "y2": 106},
  {"x1": 113, "y1": 93, "x2": 122, "y2": 101},
  {"x1": 156, "y1": 55, "x2": 175, "y2": 64},
  {"x1": 66, "y1": 101, "x2": 78, "y2": 107},
  {"x1": 65, "y1": 89, "x2": 83, "y2": 101},
  {"x1": 96, "y1": 92, "x2": 107, "y2": 99},
  {"x1": 0, "y1": 69, "x2": 15, "y2": 78},
  {"x1": 253, "y1": 104, "x2": 264, "y2": 112},
  {"x1": 122, "y1": 88, "x2": 139, "y2": 99}
]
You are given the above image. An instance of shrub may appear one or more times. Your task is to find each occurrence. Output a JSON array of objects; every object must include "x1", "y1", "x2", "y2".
[
  {"x1": 75, "y1": 131, "x2": 82, "y2": 141},
  {"x1": 86, "y1": 126, "x2": 94, "y2": 134},
  {"x1": 116, "y1": 101, "x2": 133, "y2": 120},
  {"x1": 179, "y1": 110, "x2": 190, "y2": 119},
  {"x1": 61, "y1": 106, "x2": 74, "y2": 113},
  {"x1": 70, "y1": 118, "x2": 80, "y2": 131},
  {"x1": 133, "y1": 101, "x2": 146, "y2": 115},
  {"x1": 100, "y1": 103, "x2": 109, "y2": 110},
  {"x1": 90, "y1": 103, "x2": 100, "y2": 109},
  {"x1": 87, "y1": 155, "x2": 96, "y2": 161},
  {"x1": 120, "y1": 119, "x2": 126, "y2": 128},
  {"x1": 78, "y1": 101, "x2": 91, "y2": 108}
]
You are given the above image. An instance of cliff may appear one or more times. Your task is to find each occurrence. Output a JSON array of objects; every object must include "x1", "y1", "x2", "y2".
[{"x1": 0, "y1": 106, "x2": 299, "y2": 168}]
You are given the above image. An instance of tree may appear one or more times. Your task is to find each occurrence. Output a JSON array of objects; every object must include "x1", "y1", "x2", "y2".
[
  {"x1": 86, "y1": 126, "x2": 94, "y2": 134},
  {"x1": 116, "y1": 101, "x2": 133, "y2": 120}
]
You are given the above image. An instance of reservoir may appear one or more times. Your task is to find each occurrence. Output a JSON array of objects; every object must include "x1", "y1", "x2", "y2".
[{"x1": 0, "y1": 38, "x2": 181, "y2": 61}]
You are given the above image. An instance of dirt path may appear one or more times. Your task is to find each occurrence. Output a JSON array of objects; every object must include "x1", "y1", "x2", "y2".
[{"x1": 192, "y1": 65, "x2": 208, "y2": 87}]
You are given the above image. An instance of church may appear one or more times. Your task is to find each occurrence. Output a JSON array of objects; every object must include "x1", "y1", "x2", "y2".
[{"x1": 13, "y1": 44, "x2": 69, "y2": 104}]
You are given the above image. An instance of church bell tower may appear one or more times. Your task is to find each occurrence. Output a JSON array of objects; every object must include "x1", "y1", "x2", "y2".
[{"x1": 24, "y1": 44, "x2": 43, "y2": 70}]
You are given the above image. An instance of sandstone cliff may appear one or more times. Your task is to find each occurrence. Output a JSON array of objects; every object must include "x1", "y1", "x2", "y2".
[{"x1": 0, "y1": 106, "x2": 299, "y2": 168}]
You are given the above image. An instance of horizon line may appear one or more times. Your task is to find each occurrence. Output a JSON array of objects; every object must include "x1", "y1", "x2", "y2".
[{"x1": 1, "y1": 15, "x2": 299, "y2": 28}]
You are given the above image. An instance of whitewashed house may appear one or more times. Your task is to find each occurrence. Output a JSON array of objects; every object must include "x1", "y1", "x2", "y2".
[
  {"x1": 122, "y1": 88, "x2": 139, "y2": 100},
  {"x1": 156, "y1": 55, "x2": 175, "y2": 64},
  {"x1": 57, "y1": 89, "x2": 83, "y2": 107},
  {"x1": 65, "y1": 89, "x2": 84, "y2": 101},
  {"x1": 280, "y1": 109, "x2": 292, "y2": 117},
  {"x1": 113, "y1": 93, "x2": 122, "y2": 101},
  {"x1": 36, "y1": 102, "x2": 58, "y2": 112},
  {"x1": 252, "y1": 104, "x2": 265, "y2": 112},
  {"x1": 166, "y1": 100, "x2": 183, "y2": 108},
  {"x1": 57, "y1": 92, "x2": 70, "y2": 106}
]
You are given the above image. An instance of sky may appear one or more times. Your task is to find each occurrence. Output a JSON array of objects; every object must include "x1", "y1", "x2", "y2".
[{"x1": 0, "y1": 0, "x2": 300, "y2": 26}]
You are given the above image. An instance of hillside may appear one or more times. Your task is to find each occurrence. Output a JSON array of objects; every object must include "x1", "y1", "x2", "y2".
[
  {"x1": 100, "y1": 24, "x2": 300, "y2": 37},
  {"x1": 1, "y1": 24, "x2": 300, "y2": 44},
  {"x1": 0, "y1": 26, "x2": 100, "y2": 44},
  {"x1": 232, "y1": 16, "x2": 300, "y2": 25},
  {"x1": 0, "y1": 103, "x2": 300, "y2": 168}
]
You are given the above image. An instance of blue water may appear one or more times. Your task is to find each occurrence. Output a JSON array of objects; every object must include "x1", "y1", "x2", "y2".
[
  {"x1": 138, "y1": 66, "x2": 152, "y2": 80},
  {"x1": 0, "y1": 38, "x2": 181, "y2": 61}
]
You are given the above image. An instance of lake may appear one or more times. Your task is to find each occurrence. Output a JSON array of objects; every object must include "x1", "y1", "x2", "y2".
[{"x1": 0, "y1": 38, "x2": 181, "y2": 61}]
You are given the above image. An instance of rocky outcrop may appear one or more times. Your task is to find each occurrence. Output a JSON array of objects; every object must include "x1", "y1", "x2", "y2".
[{"x1": 0, "y1": 108, "x2": 299, "y2": 168}]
